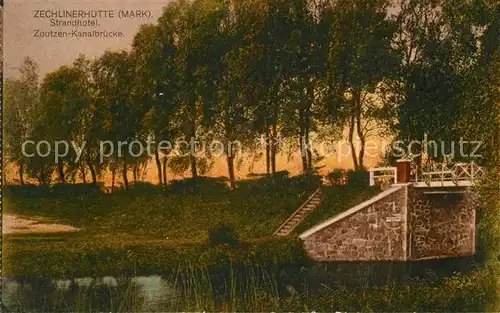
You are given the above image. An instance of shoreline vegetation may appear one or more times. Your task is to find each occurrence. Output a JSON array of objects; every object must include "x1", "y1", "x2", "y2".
[
  {"x1": 4, "y1": 175, "x2": 319, "y2": 277},
  {"x1": 3, "y1": 174, "x2": 499, "y2": 311},
  {"x1": 3, "y1": 0, "x2": 499, "y2": 310}
]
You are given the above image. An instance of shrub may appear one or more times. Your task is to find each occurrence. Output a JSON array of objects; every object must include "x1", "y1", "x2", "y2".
[
  {"x1": 167, "y1": 177, "x2": 229, "y2": 195},
  {"x1": 326, "y1": 168, "x2": 346, "y2": 185},
  {"x1": 271, "y1": 170, "x2": 290, "y2": 180},
  {"x1": 209, "y1": 225, "x2": 239, "y2": 247},
  {"x1": 121, "y1": 181, "x2": 166, "y2": 195},
  {"x1": 4, "y1": 183, "x2": 102, "y2": 198},
  {"x1": 238, "y1": 173, "x2": 320, "y2": 194},
  {"x1": 4, "y1": 236, "x2": 309, "y2": 278},
  {"x1": 346, "y1": 169, "x2": 370, "y2": 188}
]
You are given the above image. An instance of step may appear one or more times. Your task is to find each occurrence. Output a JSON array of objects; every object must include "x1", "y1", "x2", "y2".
[{"x1": 274, "y1": 188, "x2": 323, "y2": 236}]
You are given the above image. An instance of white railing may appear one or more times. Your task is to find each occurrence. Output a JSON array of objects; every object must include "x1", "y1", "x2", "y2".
[
  {"x1": 369, "y1": 161, "x2": 484, "y2": 187},
  {"x1": 416, "y1": 161, "x2": 484, "y2": 186},
  {"x1": 368, "y1": 167, "x2": 397, "y2": 186}
]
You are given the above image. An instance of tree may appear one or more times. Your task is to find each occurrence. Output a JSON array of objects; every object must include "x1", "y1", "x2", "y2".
[
  {"x1": 72, "y1": 55, "x2": 104, "y2": 184},
  {"x1": 326, "y1": 0, "x2": 399, "y2": 169},
  {"x1": 202, "y1": 0, "x2": 263, "y2": 188},
  {"x1": 132, "y1": 22, "x2": 179, "y2": 186},
  {"x1": 92, "y1": 51, "x2": 143, "y2": 189},
  {"x1": 4, "y1": 57, "x2": 40, "y2": 184},
  {"x1": 251, "y1": 0, "x2": 298, "y2": 175},
  {"x1": 38, "y1": 62, "x2": 93, "y2": 183},
  {"x1": 392, "y1": 0, "x2": 484, "y2": 160},
  {"x1": 169, "y1": 0, "x2": 216, "y2": 179}
]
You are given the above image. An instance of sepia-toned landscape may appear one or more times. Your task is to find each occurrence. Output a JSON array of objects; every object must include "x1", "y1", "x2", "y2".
[{"x1": 2, "y1": 0, "x2": 499, "y2": 312}]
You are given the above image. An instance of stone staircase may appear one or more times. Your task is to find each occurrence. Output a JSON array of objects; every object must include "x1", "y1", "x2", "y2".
[{"x1": 273, "y1": 188, "x2": 322, "y2": 236}]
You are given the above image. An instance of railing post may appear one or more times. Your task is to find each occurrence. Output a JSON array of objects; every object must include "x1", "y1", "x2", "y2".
[
  {"x1": 369, "y1": 171, "x2": 374, "y2": 186},
  {"x1": 396, "y1": 159, "x2": 411, "y2": 183},
  {"x1": 441, "y1": 163, "x2": 445, "y2": 186},
  {"x1": 470, "y1": 162, "x2": 474, "y2": 183}
]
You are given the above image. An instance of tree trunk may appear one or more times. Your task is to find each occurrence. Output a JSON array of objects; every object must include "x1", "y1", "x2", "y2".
[
  {"x1": 270, "y1": 123, "x2": 277, "y2": 174},
  {"x1": 86, "y1": 155, "x2": 97, "y2": 184},
  {"x1": 133, "y1": 164, "x2": 138, "y2": 184},
  {"x1": 111, "y1": 168, "x2": 116, "y2": 192},
  {"x1": 348, "y1": 113, "x2": 359, "y2": 169},
  {"x1": 190, "y1": 155, "x2": 198, "y2": 178},
  {"x1": 305, "y1": 83, "x2": 314, "y2": 172},
  {"x1": 299, "y1": 125, "x2": 308, "y2": 173},
  {"x1": 354, "y1": 90, "x2": 365, "y2": 169},
  {"x1": 227, "y1": 155, "x2": 236, "y2": 190},
  {"x1": 305, "y1": 112, "x2": 313, "y2": 171},
  {"x1": 122, "y1": 160, "x2": 129, "y2": 190},
  {"x1": 190, "y1": 102, "x2": 198, "y2": 179},
  {"x1": 18, "y1": 162, "x2": 25, "y2": 185},
  {"x1": 57, "y1": 162, "x2": 66, "y2": 183},
  {"x1": 265, "y1": 128, "x2": 270, "y2": 175},
  {"x1": 190, "y1": 125, "x2": 198, "y2": 178},
  {"x1": 154, "y1": 150, "x2": 163, "y2": 185},
  {"x1": 162, "y1": 157, "x2": 168, "y2": 186},
  {"x1": 80, "y1": 163, "x2": 87, "y2": 183},
  {"x1": 356, "y1": 119, "x2": 366, "y2": 169}
]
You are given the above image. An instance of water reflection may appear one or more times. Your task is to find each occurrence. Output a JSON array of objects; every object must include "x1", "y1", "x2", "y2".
[
  {"x1": 2, "y1": 257, "x2": 479, "y2": 312},
  {"x1": 3, "y1": 275, "x2": 177, "y2": 312}
]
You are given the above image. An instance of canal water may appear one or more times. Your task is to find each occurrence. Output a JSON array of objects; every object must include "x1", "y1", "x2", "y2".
[{"x1": 2, "y1": 257, "x2": 480, "y2": 312}]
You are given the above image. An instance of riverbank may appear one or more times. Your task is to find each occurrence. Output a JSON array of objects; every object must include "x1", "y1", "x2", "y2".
[
  {"x1": 3, "y1": 176, "x2": 498, "y2": 311},
  {"x1": 3, "y1": 214, "x2": 80, "y2": 235},
  {"x1": 3, "y1": 261, "x2": 497, "y2": 312}
]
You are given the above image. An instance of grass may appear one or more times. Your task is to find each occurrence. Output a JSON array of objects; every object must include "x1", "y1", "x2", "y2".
[
  {"x1": 4, "y1": 175, "x2": 319, "y2": 241},
  {"x1": 4, "y1": 262, "x2": 497, "y2": 312},
  {"x1": 3, "y1": 176, "x2": 498, "y2": 311},
  {"x1": 294, "y1": 185, "x2": 381, "y2": 235},
  {"x1": 3, "y1": 175, "x2": 319, "y2": 277},
  {"x1": 3, "y1": 176, "x2": 385, "y2": 278}
]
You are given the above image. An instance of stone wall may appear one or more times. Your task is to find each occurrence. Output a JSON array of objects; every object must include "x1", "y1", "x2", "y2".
[
  {"x1": 301, "y1": 186, "x2": 408, "y2": 261},
  {"x1": 300, "y1": 185, "x2": 477, "y2": 262},
  {"x1": 407, "y1": 188, "x2": 476, "y2": 260}
]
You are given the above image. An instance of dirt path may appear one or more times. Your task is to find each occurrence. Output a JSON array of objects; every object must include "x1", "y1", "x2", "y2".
[{"x1": 2, "y1": 214, "x2": 80, "y2": 234}]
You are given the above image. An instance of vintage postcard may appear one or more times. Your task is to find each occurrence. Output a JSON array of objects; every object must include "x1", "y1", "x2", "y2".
[{"x1": 1, "y1": 0, "x2": 499, "y2": 311}]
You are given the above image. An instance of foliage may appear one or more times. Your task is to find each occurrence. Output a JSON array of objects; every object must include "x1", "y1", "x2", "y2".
[
  {"x1": 295, "y1": 185, "x2": 380, "y2": 234},
  {"x1": 3, "y1": 236, "x2": 307, "y2": 278},
  {"x1": 166, "y1": 176, "x2": 230, "y2": 195},
  {"x1": 346, "y1": 169, "x2": 370, "y2": 188},
  {"x1": 3, "y1": 250, "x2": 496, "y2": 312},
  {"x1": 4, "y1": 176, "x2": 317, "y2": 240},
  {"x1": 209, "y1": 225, "x2": 239, "y2": 247},
  {"x1": 237, "y1": 172, "x2": 321, "y2": 194},
  {"x1": 4, "y1": 58, "x2": 41, "y2": 185},
  {"x1": 4, "y1": 184, "x2": 102, "y2": 198},
  {"x1": 325, "y1": 168, "x2": 346, "y2": 185}
]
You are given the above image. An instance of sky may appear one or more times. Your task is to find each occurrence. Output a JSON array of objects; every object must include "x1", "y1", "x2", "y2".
[
  {"x1": 3, "y1": 0, "x2": 391, "y2": 182},
  {"x1": 4, "y1": 0, "x2": 400, "y2": 79},
  {"x1": 4, "y1": 0, "x2": 170, "y2": 79}
]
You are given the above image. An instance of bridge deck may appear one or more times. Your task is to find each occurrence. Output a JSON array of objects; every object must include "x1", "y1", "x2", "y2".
[
  {"x1": 413, "y1": 181, "x2": 474, "y2": 188},
  {"x1": 368, "y1": 161, "x2": 483, "y2": 189}
]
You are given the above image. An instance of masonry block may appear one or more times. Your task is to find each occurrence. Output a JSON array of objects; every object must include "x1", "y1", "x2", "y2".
[{"x1": 300, "y1": 185, "x2": 477, "y2": 261}]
